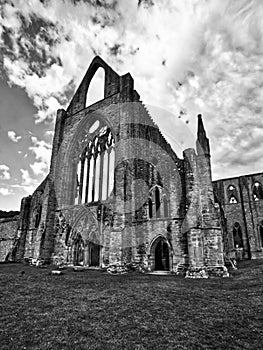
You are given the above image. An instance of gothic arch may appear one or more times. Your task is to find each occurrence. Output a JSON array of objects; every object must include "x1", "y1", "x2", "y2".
[
  {"x1": 227, "y1": 185, "x2": 239, "y2": 204},
  {"x1": 85, "y1": 66, "x2": 105, "y2": 107},
  {"x1": 68, "y1": 56, "x2": 120, "y2": 113},
  {"x1": 148, "y1": 185, "x2": 170, "y2": 219},
  {"x1": 75, "y1": 124, "x2": 115, "y2": 204},
  {"x1": 54, "y1": 109, "x2": 116, "y2": 207},
  {"x1": 68, "y1": 207, "x2": 101, "y2": 266},
  {"x1": 149, "y1": 235, "x2": 171, "y2": 271}
]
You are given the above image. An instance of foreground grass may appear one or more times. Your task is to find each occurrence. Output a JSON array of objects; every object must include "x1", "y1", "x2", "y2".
[{"x1": 0, "y1": 261, "x2": 263, "y2": 350}]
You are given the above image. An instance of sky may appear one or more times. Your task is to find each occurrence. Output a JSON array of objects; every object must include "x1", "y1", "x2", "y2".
[{"x1": 0, "y1": 0, "x2": 263, "y2": 211}]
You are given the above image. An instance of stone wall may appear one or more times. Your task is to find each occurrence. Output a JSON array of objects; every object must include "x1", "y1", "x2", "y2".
[
  {"x1": 0, "y1": 215, "x2": 20, "y2": 261},
  {"x1": 213, "y1": 172, "x2": 263, "y2": 260},
  {"x1": 11, "y1": 56, "x2": 226, "y2": 274}
]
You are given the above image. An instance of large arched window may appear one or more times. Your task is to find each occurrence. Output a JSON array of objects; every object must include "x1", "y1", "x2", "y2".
[
  {"x1": 252, "y1": 182, "x2": 263, "y2": 201},
  {"x1": 148, "y1": 186, "x2": 169, "y2": 219},
  {"x1": 233, "y1": 222, "x2": 243, "y2": 248},
  {"x1": 75, "y1": 125, "x2": 115, "y2": 204},
  {"x1": 85, "y1": 67, "x2": 105, "y2": 107}
]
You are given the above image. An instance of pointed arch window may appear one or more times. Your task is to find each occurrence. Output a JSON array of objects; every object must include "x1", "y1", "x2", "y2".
[
  {"x1": 148, "y1": 186, "x2": 169, "y2": 219},
  {"x1": 85, "y1": 67, "x2": 105, "y2": 107},
  {"x1": 227, "y1": 185, "x2": 238, "y2": 204},
  {"x1": 252, "y1": 182, "x2": 263, "y2": 201},
  {"x1": 233, "y1": 222, "x2": 243, "y2": 248},
  {"x1": 75, "y1": 125, "x2": 115, "y2": 204}
]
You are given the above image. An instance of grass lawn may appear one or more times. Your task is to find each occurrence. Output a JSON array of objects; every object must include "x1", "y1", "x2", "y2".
[{"x1": 0, "y1": 261, "x2": 263, "y2": 350}]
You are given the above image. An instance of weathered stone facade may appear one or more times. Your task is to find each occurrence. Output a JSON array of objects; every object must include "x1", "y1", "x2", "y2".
[
  {"x1": 0, "y1": 215, "x2": 19, "y2": 261},
  {"x1": 0, "y1": 56, "x2": 261, "y2": 272},
  {"x1": 213, "y1": 173, "x2": 263, "y2": 261}
]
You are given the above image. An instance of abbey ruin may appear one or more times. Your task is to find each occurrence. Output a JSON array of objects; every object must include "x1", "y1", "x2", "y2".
[{"x1": 1, "y1": 57, "x2": 263, "y2": 275}]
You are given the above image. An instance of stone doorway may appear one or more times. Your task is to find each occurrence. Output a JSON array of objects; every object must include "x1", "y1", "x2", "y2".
[
  {"x1": 89, "y1": 242, "x2": 100, "y2": 267},
  {"x1": 73, "y1": 235, "x2": 84, "y2": 266},
  {"x1": 154, "y1": 239, "x2": 170, "y2": 271}
]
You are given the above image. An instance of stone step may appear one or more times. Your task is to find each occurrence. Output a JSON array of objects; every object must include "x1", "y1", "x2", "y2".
[{"x1": 147, "y1": 270, "x2": 172, "y2": 275}]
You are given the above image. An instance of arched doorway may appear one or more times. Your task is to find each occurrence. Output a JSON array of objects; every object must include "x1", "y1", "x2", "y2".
[
  {"x1": 89, "y1": 242, "x2": 100, "y2": 267},
  {"x1": 154, "y1": 238, "x2": 170, "y2": 271},
  {"x1": 73, "y1": 234, "x2": 84, "y2": 266}
]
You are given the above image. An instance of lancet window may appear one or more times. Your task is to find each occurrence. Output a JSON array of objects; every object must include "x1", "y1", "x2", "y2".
[
  {"x1": 252, "y1": 182, "x2": 263, "y2": 201},
  {"x1": 227, "y1": 185, "x2": 238, "y2": 204},
  {"x1": 75, "y1": 125, "x2": 115, "y2": 204},
  {"x1": 148, "y1": 186, "x2": 169, "y2": 219},
  {"x1": 232, "y1": 222, "x2": 243, "y2": 248}
]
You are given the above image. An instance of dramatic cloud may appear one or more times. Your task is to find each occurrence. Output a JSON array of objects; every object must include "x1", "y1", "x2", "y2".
[
  {"x1": 29, "y1": 136, "x2": 52, "y2": 175},
  {"x1": 20, "y1": 168, "x2": 38, "y2": 194},
  {"x1": 0, "y1": 165, "x2": 11, "y2": 180},
  {"x1": 7, "y1": 130, "x2": 22, "y2": 143},
  {"x1": 0, "y1": 0, "x2": 263, "y2": 209}
]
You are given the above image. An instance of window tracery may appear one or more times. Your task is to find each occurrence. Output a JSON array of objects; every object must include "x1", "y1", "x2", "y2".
[
  {"x1": 148, "y1": 185, "x2": 169, "y2": 219},
  {"x1": 75, "y1": 125, "x2": 115, "y2": 204},
  {"x1": 229, "y1": 196, "x2": 238, "y2": 204},
  {"x1": 227, "y1": 185, "x2": 238, "y2": 204}
]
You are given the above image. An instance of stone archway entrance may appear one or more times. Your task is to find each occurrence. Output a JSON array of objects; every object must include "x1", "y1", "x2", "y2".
[
  {"x1": 89, "y1": 242, "x2": 100, "y2": 267},
  {"x1": 73, "y1": 235, "x2": 84, "y2": 266},
  {"x1": 153, "y1": 238, "x2": 170, "y2": 271}
]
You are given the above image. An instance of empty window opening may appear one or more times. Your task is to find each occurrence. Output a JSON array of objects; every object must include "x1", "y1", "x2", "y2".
[
  {"x1": 253, "y1": 182, "x2": 263, "y2": 201},
  {"x1": 85, "y1": 67, "x2": 105, "y2": 107},
  {"x1": 233, "y1": 223, "x2": 243, "y2": 248},
  {"x1": 89, "y1": 120, "x2": 100, "y2": 133},
  {"x1": 229, "y1": 195, "x2": 238, "y2": 204},
  {"x1": 148, "y1": 186, "x2": 169, "y2": 219},
  {"x1": 75, "y1": 126, "x2": 115, "y2": 204}
]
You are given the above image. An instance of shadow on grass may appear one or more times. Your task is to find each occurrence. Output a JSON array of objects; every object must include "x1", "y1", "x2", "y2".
[{"x1": 0, "y1": 261, "x2": 263, "y2": 349}]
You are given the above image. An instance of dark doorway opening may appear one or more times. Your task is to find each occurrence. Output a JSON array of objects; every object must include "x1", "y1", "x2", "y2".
[
  {"x1": 89, "y1": 242, "x2": 100, "y2": 267},
  {"x1": 73, "y1": 235, "x2": 84, "y2": 266},
  {"x1": 155, "y1": 239, "x2": 170, "y2": 271}
]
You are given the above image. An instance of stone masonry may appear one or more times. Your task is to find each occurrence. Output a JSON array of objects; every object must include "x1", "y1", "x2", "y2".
[{"x1": 0, "y1": 56, "x2": 262, "y2": 273}]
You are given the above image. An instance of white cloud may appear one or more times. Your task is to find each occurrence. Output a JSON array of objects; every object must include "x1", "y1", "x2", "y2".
[
  {"x1": 29, "y1": 136, "x2": 51, "y2": 163},
  {"x1": 30, "y1": 161, "x2": 48, "y2": 176},
  {"x1": 8, "y1": 130, "x2": 22, "y2": 143},
  {"x1": 1, "y1": 0, "x2": 263, "y2": 180},
  {"x1": 21, "y1": 169, "x2": 32, "y2": 185},
  {"x1": 0, "y1": 187, "x2": 12, "y2": 196},
  {"x1": 20, "y1": 168, "x2": 37, "y2": 194},
  {"x1": 0, "y1": 165, "x2": 11, "y2": 180},
  {"x1": 28, "y1": 136, "x2": 51, "y2": 176}
]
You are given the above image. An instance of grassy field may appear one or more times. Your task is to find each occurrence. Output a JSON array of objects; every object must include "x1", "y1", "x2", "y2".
[{"x1": 0, "y1": 261, "x2": 263, "y2": 350}]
